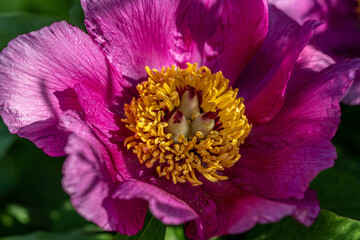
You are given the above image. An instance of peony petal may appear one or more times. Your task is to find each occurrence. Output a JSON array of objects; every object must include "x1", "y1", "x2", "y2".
[
  {"x1": 342, "y1": 71, "x2": 360, "y2": 105},
  {"x1": 108, "y1": 180, "x2": 199, "y2": 226},
  {"x1": 235, "y1": 6, "x2": 321, "y2": 124},
  {"x1": 185, "y1": 181, "x2": 319, "y2": 239},
  {"x1": 270, "y1": 0, "x2": 360, "y2": 106},
  {"x1": 81, "y1": 0, "x2": 181, "y2": 84},
  {"x1": 193, "y1": 0, "x2": 269, "y2": 83},
  {"x1": 60, "y1": 111, "x2": 116, "y2": 231},
  {"x1": 102, "y1": 196, "x2": 148, "y2": 235},
  {"x1": 270, "y1": 0, "x2": 360, "y2": 38},
  {"x1": 0, "y1": 21, "x2": 111, "y2": 156},
  {"x1": 233, "y1": 58, "x2": 360, "y2": 199},
  {"x1": 287, "y1": 189, "x2": 320, "y2": 226},
  {"x1": 73, "y1": 83, "x2": 148, "y2": 181},
  {"x1": 81, "y1": 0, "x2": 268, "y2": 84},
  {"x1": 61, "y1": 110, "x2": 150, "y2": 235},
  {"x1": 269, "y1": 0, "x2": 325, "y2": 27}
]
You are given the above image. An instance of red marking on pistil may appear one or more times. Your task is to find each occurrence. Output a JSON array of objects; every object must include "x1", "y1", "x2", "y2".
[
  {"x1": 173, "y1": 111, "x2": 184, "y2": 123},
  {"x1": 202, "y1": 111, "x2": 217, "y2": 120},
  {"x1": 162, "y1": 108, "x2": 172, "y2": 122}
]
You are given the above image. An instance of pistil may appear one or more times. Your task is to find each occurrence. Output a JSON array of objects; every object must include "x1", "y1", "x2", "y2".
[
  {"x1": 165, "y1": 111, "x2": 190, "y2": 142},
  {"x1": 190, "y1": 113, "x2": 215, "y2": 137},
  {"x1": 178, "y1": 89, "x2": 200, "y2": 120}
]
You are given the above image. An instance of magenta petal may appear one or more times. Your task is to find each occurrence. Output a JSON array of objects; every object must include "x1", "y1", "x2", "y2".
[
  {"x1": 109, "y1": 180, "x2": 199, "y2": 225},
  {"x1": 82, "y1": 0, "x2": 268, "y2": 85},
  {"x1": 73, "y1": 83, "x2": 146, "y2": 181},
  {"x1": 223, "y1": 193, "x2": 294, "y2": 236},
  {"x1": 200, "y1": 0, "x2": 269, "y2": 83},
  {"x1": 269, "y1": 0, "x2": 323, "y2": 27},
  {"x1": 233, "y1": 58, "x2": 360, "y2": 199},
  {"x1": 270, "y1": 0, "x2": 360, "y2": 106},
  {"x1": 342, "y1": 72, "x2": 360, "y2": 105},
  {"x1": 81, "y1": 0, "x2": 181, "y2": 84},
  {"x1": 61, "y1": 111, "x2": 154, "y2": 235},
  {"x1": 0, "y1": 21, "x2": 110, "y2": 156},
  {"x1": 288, "y1": 189, "x2": 320, "y2": 226},
  {"x1": 60, "y1": 111, "x2": 116, "y2": 231},
  {"x1": 185, "y1": 182, "x2": 319, "y2": 239},
  {"x1": 102, "y1": 197, "x2": 148, "y2": 235},
  {"x1": 236, "y1": 6, "x2": 321, "y2": 124}
]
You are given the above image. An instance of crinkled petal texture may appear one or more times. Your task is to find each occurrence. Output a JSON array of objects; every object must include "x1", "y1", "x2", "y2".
[
  {"x1": 269, "y1": 0, "x2": 360, "y2": 105},
  {"x1": 231, "y1": 5, "x2": 360, "y2": 200},
  {"x1": 81, "y1": 0, "x2": 268, "y2": 85},
  {"x1": 235, "y1": 5, "x2": 322, "y2": 124},
  {"x1": 0, "y1": 21, "x2": 112, "y2": 156}
]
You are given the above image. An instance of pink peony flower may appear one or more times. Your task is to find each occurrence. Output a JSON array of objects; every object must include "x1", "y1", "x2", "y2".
[
  {"x1": 0, "y1": 1, "x2": 359, "y2": 239},
  {"x1": 269, "y1": 0, "x2": 360, "y2": 105}
]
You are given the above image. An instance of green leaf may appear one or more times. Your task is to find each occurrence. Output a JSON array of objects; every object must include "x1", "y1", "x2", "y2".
[
  {"x1": 115, "y1": 213, "x2": 166, "y2": 240},
  {"x1": 0, "y1": 155, "x2": 20, "y2": 198},
  {"x1": 68, "y1": 0, "x2": 85, "y2": 30},
  {"x1": 310, "y1": 167, "x2": 360, "y2": 220},
  {"x1": 0, "y1": 139, "x2": 70, "y2": 235},
  {"x1": 0, "y1": 119, "x2": 15, "y2": 160},
  {"x1": 0, "y1": 12, "x2": 59, "y2": 50},
  {"x1": 0, "y1": 0, "x2": 26, "y2": 13},
  {"x1": 165, "y1": 226, "x2": 187, "y2": 240},
  {"x1": 0, "y1": 0, "x2": 73, "y2": 19},
  {"x1": 0, "y1": 231, "x2": 113, "y2": 240},
  {"x1": 49, "y1": 200, "x2": 89, "y2": 232},
  {"x1": 263, "y1": 211, "x2": 360, "y2": 240}
]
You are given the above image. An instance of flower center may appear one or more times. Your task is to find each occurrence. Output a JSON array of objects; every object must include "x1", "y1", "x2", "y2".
[
  {"x1": 357, "y1": 0, "x2": 360, "y2": 18},
  {"x1": 122, "y1": 63, "x2": 251, "y2": 186}
]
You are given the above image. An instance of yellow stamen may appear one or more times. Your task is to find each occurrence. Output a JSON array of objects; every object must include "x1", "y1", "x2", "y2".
[
  {"x1": 122, "y1": 63, "x2": 252, "y2": 186},
  {"x1": 357, "y1": 0, "x2": 360, "y2": 19}
]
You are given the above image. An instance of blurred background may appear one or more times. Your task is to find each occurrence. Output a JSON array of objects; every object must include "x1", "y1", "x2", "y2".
[{"x1": 0, "y1": 1, "x2": 360, "y2": 239}]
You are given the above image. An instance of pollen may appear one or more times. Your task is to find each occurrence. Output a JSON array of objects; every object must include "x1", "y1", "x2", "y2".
[{"x1": 122, "y1": 63, "x2": 252, "y2": 186}]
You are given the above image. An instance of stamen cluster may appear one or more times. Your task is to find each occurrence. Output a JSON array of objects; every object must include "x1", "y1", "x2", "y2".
[{"x1": 122, "y1": 63, "x2": 251, "y2": 186}]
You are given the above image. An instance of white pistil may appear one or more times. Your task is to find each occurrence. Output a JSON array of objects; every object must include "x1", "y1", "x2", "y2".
[
  {"x1": 178, "y1": 90, "x2": 200, "y2": 120},
  {"x1": 165, "y1": 111, "x2": 190, "y2": 142},
  {"x1": 190, "y1": 113, "x2": 215, "y2": 137}
]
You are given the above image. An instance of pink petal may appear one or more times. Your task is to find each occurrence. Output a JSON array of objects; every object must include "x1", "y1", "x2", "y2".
[
  {"x1": 151, "y1": 178, "x2": 218, "y2": 239},
  {"x1": 185, "y1": 181, "x2": 319, "y2": 239},
  {"x1": 235, "y1": 6, "x2": 321, "y2": 124},
  {"x1": 60, "y1": 111, "x2": 116, "y2": 231},
  {"x1": 102, "y1": 196, "x2": 148, "y2": 236},
  {"x1": 108, "y1": 180, "x2": 199, "y2": 226},
  {"x1": 81, "y1": 0, "x2": 268, "y2": 84},
  {"x1": 81, "y1": 0, "x2": 181, "y2": 85},
  {"x1": 61, "y1": 111, "x2": 156, "y2": 235},
  {"x1": 233, "y1": 57, "x2": 360, "y2": 199},
  {"x1": 198, "y1": 0, "x2": 269, "y2": 83},
  {"x1": 269, "y1": 0, "x2": 325, "y2": 28},
  {"x1": 342, "y1": 72, "x2": 360, "y2": 105},
  {"x1": 73, "y1": 83, "x2": 147, "y2": 181},
  {"x1": 287, "y1": 189, "x2": 320, "y2": 226},
  {"x1": 270, "y1": 0, "x2": 360, "y2": 106},
  {"x1": 0, "y1": 21, "x2": 110, "y2": 156}
]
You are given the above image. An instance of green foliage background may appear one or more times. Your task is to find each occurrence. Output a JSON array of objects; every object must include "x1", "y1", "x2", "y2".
[{"x1": 0, "y1": 1, "x2": 360, "y2": 239}]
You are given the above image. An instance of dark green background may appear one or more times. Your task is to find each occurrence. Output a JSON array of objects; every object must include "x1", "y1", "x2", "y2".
[{"x1": 0, "y1": 1, "x2": 359, "y2": 239}]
